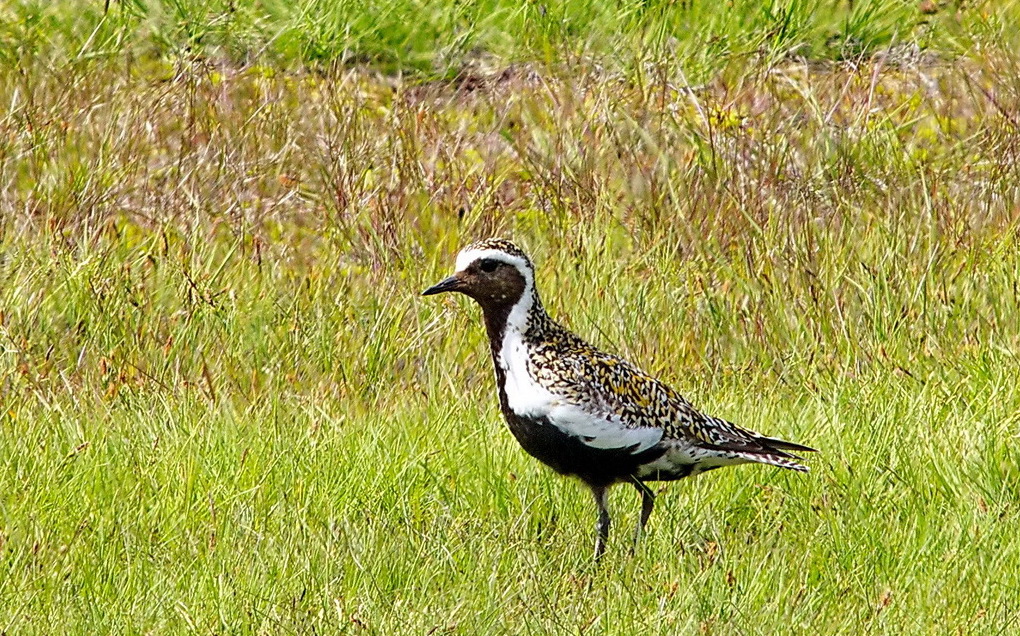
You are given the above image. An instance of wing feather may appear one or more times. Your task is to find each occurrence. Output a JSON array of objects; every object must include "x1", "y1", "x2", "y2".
[{"x1": 530, "y1": 339, "x2": 811, "y2": 460}]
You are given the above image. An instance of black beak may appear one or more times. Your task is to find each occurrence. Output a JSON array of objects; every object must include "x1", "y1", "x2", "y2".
[{"x1": 421, "y1": 274, "x2": 461, "y2": 296}]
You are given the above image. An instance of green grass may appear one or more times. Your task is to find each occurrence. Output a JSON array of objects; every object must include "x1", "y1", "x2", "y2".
[
  {"x1": 3, "y1": 1, "x2": 1020, "y2": 633},
  {"x1": 0, "y1": 0, "x2": 1015, "y2": 76}
]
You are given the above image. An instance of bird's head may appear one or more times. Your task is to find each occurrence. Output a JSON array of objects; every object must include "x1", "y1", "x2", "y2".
[{"x1": 422, "y1": 238, "x2": 536, "y2": 312}]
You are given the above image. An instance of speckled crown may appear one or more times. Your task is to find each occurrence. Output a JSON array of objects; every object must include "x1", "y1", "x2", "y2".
[{"x1": 462, "y1": 238, "x2": 532, "y2": 264}]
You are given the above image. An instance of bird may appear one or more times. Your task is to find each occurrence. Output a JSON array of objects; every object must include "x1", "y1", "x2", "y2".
[{"x1": 422, "y1": 238, "x2": 815, "y2": 559}]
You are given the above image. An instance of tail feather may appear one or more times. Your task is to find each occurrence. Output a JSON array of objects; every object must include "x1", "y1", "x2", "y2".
[
  {"x1": 757, "y1": 435, "x2": 818, "y2": 454},
  {"x1": 695, "y1": 418, "x2": 816, "y2": 472},
  {"x1": 745, "y1": 452, "x2": 811, "y2": 473}
]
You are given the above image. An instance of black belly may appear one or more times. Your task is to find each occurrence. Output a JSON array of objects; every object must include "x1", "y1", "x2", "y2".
[{"x1": 503, "y1": 411, "x2": 667, "y2": 488}]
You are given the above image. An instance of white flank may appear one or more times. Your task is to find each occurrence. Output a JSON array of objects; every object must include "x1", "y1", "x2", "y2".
[
  {"x1": 635, "y1": 442, "x2": 749, "y2": 478},
  {"x1": 548, "y1": 402, "x2": 663, "y2": 453}
]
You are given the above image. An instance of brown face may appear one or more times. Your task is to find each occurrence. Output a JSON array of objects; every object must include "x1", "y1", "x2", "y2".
[{"x1": 422, "y1": 256, "x2": 527, "y2": 311}]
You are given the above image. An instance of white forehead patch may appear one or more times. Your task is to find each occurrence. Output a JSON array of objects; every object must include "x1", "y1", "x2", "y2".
[{"x1": 454, "y1": 248, "x2": 531, "y2": 275}]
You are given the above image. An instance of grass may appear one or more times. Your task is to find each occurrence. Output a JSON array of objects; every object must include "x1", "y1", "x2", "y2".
[
  {"x1": 3, "y1": 1, "x2": 1020, "y2": 633},
  {"x1": 0, "y1": 0, "x2": 1009, "y2": 76}
]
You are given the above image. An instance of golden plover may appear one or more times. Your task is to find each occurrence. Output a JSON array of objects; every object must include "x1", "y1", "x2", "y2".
[{"x1": 423, "y1": 238, "x2": 815, "y2": 559}]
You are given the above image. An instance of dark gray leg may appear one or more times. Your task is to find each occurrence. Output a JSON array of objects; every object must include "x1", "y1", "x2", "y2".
[
  {"x1": 631, "y1": 478, "x2": 656, "y2": 549},
  {"x1": 592, "y1": 485, "x2": 611, "y2": 561}
]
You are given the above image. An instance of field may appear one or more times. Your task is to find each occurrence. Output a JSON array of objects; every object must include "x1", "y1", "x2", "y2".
[{"x1": 2, "y1": 0, "x2": 1020, "y2": 633}]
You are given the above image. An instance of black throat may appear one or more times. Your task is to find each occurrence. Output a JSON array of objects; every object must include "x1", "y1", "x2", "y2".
[{"x1": 477, "y1": 296, "x2": 521, "y2": 415}]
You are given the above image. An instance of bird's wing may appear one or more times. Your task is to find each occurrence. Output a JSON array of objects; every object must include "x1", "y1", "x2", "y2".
[{"x1": 532, "y1": 344, "x2": 812, "y2": 460}]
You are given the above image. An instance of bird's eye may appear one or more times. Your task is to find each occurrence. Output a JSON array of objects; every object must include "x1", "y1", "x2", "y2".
[{"x1": 479, "y1": 259, "x2": 499, "y2": 273}]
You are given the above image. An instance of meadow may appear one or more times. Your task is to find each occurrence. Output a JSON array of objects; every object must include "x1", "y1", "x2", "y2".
[{"x1": 2, "y1": 0, "x2": 1020, "y2": 633}]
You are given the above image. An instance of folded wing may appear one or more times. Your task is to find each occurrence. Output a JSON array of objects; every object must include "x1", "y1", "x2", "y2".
[{"x1": 531, "y1": 341, "x2": 814, "y2": 462}]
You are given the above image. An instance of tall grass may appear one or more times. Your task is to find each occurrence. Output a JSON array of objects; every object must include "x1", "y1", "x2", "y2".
[{"x1": 2, "y1": 2, "x2": 1020, "y2": 633}]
